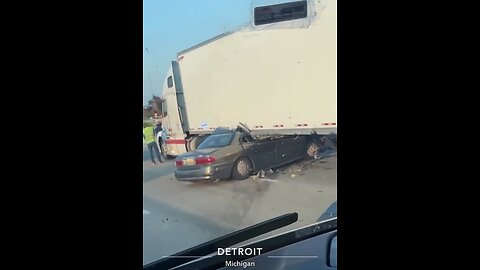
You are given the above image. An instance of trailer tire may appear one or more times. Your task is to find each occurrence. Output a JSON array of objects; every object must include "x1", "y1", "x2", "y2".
[
  {"x1": 159, "y1": 139, "x2": 171, "y2": 159},
  {"x1": 186, "y1": 137, "x2": 198, "y2": 152},
  {"x1": 187, "y1": 135, "x2": 210, "y2": 152},
  {"x1": 231, "y1": 157, "x2": 252, "y2": 180}
]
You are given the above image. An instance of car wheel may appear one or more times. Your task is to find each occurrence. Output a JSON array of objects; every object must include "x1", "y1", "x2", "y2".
[
  {"x1": 306, "y1": 141, "x2": 319, "y2": 159},
  {"x1": 231, "y1": 157, "x2": 252, "y2": 180}
]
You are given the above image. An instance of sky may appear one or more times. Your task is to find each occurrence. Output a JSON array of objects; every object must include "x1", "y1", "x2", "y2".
[
  {"x1": 143, "y1": 0, "x2": 252, "y2": 105},
  {"x1": 143, "y1": 0, "x2": 295, "y2": 105}
]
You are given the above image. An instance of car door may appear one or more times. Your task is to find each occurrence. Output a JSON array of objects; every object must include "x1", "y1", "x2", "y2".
[
  {"x1": 243, "y1": 137, "x2": 276, "y2": 171},
  {"x1": 275, "y1": 136, "x2": 307, "y2": 165}
]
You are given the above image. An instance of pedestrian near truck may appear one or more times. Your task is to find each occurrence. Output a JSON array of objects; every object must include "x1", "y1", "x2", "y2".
[{"x1": 144, "y1": 124, "x2": 162, "y2": 165}]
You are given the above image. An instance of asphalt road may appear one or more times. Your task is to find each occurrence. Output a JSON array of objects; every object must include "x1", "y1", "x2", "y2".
[{"x1": 143, "y1": 146, "x2": 337, "y2": 265}]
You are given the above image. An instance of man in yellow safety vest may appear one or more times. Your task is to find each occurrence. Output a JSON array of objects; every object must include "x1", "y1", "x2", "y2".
[{"x1": 143, "y1": 124, "x2": 162, "y2": 165}]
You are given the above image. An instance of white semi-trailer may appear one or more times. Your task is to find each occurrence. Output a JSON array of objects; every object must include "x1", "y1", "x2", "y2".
[{"x1": 158, "y1": 0, "x2": 336, "y2": 157}]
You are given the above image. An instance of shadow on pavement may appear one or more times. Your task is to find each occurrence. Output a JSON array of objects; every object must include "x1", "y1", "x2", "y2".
[
  {"x1": 143, "y1": 196, "x2": 233, "y2": 265},
  {"x1": 143, "y1": 163, "x2": 176, "y2": 183}
]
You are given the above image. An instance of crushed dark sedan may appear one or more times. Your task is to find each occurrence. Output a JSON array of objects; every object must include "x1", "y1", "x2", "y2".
[{"x1": 174, "y1": 125, "x2": 310, "y2": 181}]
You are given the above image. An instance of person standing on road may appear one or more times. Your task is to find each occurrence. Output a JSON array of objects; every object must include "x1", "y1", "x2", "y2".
[{"x1": 144, "y1": 124, "x2": 162, "y2": 165}]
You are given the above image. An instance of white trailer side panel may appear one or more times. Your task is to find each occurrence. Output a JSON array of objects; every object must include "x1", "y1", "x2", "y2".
[{"x1": 178, "y1": 1, "x2": 336, "y2": 135}]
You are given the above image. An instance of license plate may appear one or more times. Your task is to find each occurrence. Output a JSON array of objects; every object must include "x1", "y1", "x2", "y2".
[{"x1": 183, "y1": 158, "x2": 195, "y2": 166}]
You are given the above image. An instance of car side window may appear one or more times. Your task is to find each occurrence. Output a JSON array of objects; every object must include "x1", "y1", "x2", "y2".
[{"x1": 218, "y1": 136, "x2": 229, "y2": 145}]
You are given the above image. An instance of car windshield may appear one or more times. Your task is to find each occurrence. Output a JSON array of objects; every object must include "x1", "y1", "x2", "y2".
[{"x1": 196, "y1": 133, "x2": 234, "y2": 149}]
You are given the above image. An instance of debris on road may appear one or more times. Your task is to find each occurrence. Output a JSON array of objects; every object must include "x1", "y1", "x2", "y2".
[
  {"x1": 250, "y1": 169, "x2": 277, "y2": 182},
  {"x1": 286, "y1": 164, "x2": 305, "y2": 178},
  {"x1": 270, "y1": 148, "x2": 337, "y2": 179},
  {"x1": 248, "y1": 147, "x2": 336, "y2": 180},
  {"x1": 315, "y1": 149, "x2": 337, "y2": 160},
  {"x1": 250, "y1": 169, "x2": 273, "y2": 180}
]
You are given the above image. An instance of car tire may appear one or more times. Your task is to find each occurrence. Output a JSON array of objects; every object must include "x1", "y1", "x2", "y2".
[
  {"x1": 231, "y1": 157, "x2": 252, "y2": 180},
  {"x1": 306, "y1": 141, "x2": 319, "y2": 159}
]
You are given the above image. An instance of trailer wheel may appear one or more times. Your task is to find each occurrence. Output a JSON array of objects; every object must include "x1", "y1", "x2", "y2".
[
  {"x1": 306, "y1": 141, "x2": 319, "y2": 159},
  {"x1": 160, "y1": 139, "x2": 170, "y2": 159},
  {"x1": 231, "y1": 157, "x2": 252, "y2": 180},
  {"x1": 186, "y1": 137, "x2": 195, "y2": 152}
]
